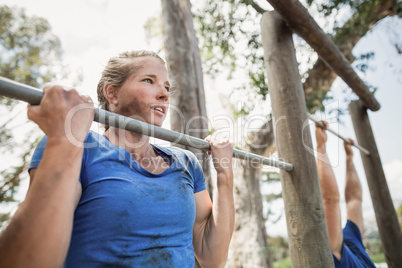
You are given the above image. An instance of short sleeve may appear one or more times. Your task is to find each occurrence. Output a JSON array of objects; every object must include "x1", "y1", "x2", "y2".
[
  {"x1": 343, "y1": 220, "x2": 363, "y2": 244},
  {"x1": 342, "y1": 220, "x2": 376, "y2": 267},
  {"x1": 29, "y1": 135, "x2": 48, "y2": 171}
]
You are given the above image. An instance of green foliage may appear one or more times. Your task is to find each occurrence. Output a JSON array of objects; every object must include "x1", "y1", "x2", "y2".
[
  {"x1": 369, "y1": 253, "x2": 386, "y2": 264},
  {"x1": 249, "y1": 70, "x2": 269, "y2": 100},
  {"x1": 270, "y1": 235, "x2": 290, "y2": 265},
  {"x1": 261, "y1": 170, "x2": 284, "y2": 224},
  {"x1": 0, "y1": 212, "x2": 10, "y2": 230},
  {"x1": 363, "y1": 220, "x2": 384, "y2": 258},
  {"x1": 362, "y1": 205, "x2": 402, "y2": 264},
  {"x1": 0, "y1": 5, "x2": 63, "y2": 89},
  {"x1": 273, "y1": 257, "x2": 292, "y2": 268},
  {"x1": 192, "y1": 0, "x2": 400, "y2": 116},
  {"x1": 364, "y1": 237, "x2": 383, "y2": 254},
  {"x1": 262, "y1": 170, "x2": 282, "y2": 210},
  {"x1": 305, "y1": 86, "x2": 334, "y2": 113},
  {"x1": 354, "y1": 52, "x2": 375, "y2": 73},
  {"x1": 0, "y1": 135, "x2": 39, "y2": 203},
  {"x1": 308, "y1": 0, "x2": 365, "y2": 16},
  {"x1": 265, "y1": 192, "x2": 282, "y2": 203},
  {"x1": 192, "y1": 0, "x2": 269, "y2": 115},
  {"x1": 262, "y1": 170, "x2": 281, "y2": 182},
  {"x1": 0, "y1": 5, "x2": 65, "y2": 226},
  {"x1": 144, "y1": 12, "x2": 163, "y2": 48},
  {"x1": 193, "y1": 0, "x2": 242, "y2": 76},
  {"x1": 397, "y1": 204, "x2": 402, "y2": 230},
  {"x1": 146, "y1": 0, "x2": 399, "y2": 116}
]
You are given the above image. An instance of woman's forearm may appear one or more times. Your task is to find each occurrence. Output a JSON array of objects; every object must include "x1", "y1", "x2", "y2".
[{"x1": 201, "y1": 171, "x2": 235, "y2": 267}]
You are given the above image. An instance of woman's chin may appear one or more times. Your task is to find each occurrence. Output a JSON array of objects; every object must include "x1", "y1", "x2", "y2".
[{"x1": 148, "y1": 120, "x2": 164, "y2": 127}]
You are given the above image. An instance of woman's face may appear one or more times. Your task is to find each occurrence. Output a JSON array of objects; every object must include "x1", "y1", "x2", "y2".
[{"x1": 111, "y1": 56, "x2": 170, "y2": 127}]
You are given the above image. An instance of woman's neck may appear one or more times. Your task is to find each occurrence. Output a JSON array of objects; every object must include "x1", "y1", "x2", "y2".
[{"x1": 105, "y1": 127, "x2": 156, "y2": 158}]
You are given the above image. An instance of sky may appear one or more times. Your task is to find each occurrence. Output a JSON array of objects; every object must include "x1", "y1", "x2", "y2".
[{"x1": 0, "y1": 0, "x2": 401, "y2": 238}]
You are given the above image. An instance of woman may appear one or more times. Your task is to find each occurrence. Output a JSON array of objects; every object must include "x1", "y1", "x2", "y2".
[{"x1": 0, "y1": 51, "x2": 234, "y2": 267}]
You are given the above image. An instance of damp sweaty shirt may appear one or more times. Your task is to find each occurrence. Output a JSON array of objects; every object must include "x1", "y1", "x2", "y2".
[{"x1": 29, "y1": 131, "x2": 206, "y2": 267}]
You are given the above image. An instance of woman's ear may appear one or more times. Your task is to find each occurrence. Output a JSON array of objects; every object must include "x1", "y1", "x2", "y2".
[{"x1": 103, "y1": 84, "x2": 118, "y2": 106}]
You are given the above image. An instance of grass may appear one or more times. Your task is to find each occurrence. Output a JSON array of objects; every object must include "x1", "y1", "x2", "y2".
[
  {"x1": 274, "y1": 257, "x2": 292, "y2": 268},
  {"x1": 273, "y1": 253, "x2": 386, "y2": 267},
  {"x1": 369, "y1": 253, "x2": 386, "y2": 264}
]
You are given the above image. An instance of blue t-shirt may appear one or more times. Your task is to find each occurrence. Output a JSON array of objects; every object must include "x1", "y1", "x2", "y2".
[
  {"x1": 333, "y1": 220, "x2": 376, "y2": 268},
  {"x1": 29, "y1": 131, "x2": 206, "y2": 267}
]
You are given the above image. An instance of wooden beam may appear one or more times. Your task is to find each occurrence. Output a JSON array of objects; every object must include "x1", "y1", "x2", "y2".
[
  {"x1": 349, "y1": 100, "x2": 402, "y2": 268},
  {"x1": 261, "y1": 11, "x2": 334, "y2": 267},
  {"x1": 266, "y1": 0, "x2": 381, "y2": 111}
]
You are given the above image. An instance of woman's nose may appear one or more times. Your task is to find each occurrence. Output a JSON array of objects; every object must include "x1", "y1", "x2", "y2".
[{"x1": 158, "y1": 85, "x2": 170, "y2": 100}]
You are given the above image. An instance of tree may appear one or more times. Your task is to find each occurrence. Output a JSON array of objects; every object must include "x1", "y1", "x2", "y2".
[
  {"x1": 160, "y1": 1, "x2": 216, "y2": 266},
  {"x1": 159, "y1": 0, "x2": 213, "y2": 199},
  {"x1": 192, "y1": 0, "x2": 401, "y2": 113},
  {"x1": 148, "y1": 0, "x2": 401, "y2": 266},
  {"x1": 155, "y1": 2, "x2": 277, "y2": 264},
  {"x1": 0, "y1": 5, "x2": 64, "y2": 92},
  {"x1": 191, "y1": 0, "x2": 401, "y2": 266},
  {"x1": 228, "y1": 119, "x2": 275, "y2": 268},
  {"x1": 0, "y1": 5, "x2": 66, "y2": 227}
]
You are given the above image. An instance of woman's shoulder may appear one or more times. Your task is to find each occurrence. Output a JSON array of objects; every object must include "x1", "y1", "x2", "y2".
[
  {"x1": 35, "y1": 131, "x2": 103, "y2": 149},
  {"x1": 30, "y1": 131, "x2": 103, "y2": 170}
]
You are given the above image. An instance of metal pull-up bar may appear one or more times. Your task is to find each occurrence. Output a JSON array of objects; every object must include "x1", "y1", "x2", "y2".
[
  {"x1": 308, "y1": 114, "x2": 370, "y2": 155},
  {"x1": 0, "y1": 76, "x2": 293, "y2": 171}
]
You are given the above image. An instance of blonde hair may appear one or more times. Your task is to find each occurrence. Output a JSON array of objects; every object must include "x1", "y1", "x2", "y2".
[{"x1": 97, "y1": 50, "x2": 165, "y2": 111}]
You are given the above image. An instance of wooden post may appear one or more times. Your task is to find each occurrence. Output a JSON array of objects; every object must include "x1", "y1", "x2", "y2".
[
  {"x1": 349, "y1": 100, "x2": 402, "y2": 268},
  {"x1": 160, "y1": 0, "x2": 213, "y2": 198},
  {"x1": 260, "y1": 11, "x2": 334, "y2": 267}
]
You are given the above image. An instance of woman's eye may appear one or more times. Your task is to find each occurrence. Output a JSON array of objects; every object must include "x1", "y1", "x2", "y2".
[
  {"x1": 165, "y1": 87, "x2": 170, "y2": 92},
  {"x1": 144, "y1": 78, "x2": 152, "y2": 84}
]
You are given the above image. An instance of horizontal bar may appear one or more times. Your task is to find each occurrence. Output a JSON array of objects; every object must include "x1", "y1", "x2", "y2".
[
  {"x1": 0, "y1": 76, "x2": 294, "y2": 171},
  {"x1": 308, "y1": 114, "x2": 370, "y2": 155}
]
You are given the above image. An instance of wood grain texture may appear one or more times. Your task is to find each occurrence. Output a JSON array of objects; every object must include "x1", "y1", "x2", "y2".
[
  {"x1": 349, "y1": 100, "x2": 402, "y2": 268},
  {"x1": 261, "y1": 11, "x2": 334, "y2": 268}
]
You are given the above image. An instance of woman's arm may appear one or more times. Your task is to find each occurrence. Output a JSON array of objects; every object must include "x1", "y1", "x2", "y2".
[
  {"x1": 193, "y1": 138, "x2": 235, "y2": 268},
  {"x1": 0, "y1": 85, "x2": 94, "y2": 267},
  {"x1": 344, "y1": 139, "x2": 364, "y2": 235},
  {"x1": 315, "y1": 122, "x2": 343, "y2": 260}
]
